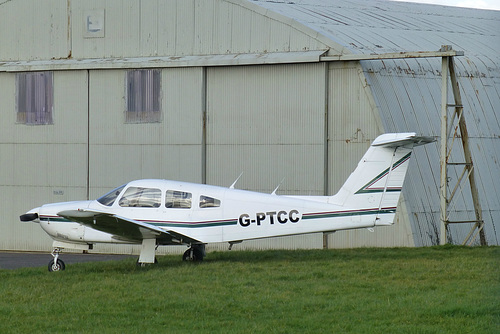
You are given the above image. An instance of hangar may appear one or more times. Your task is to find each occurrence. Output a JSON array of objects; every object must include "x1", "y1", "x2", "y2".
[{"x1": 1, "y1": 0, "x2": 499, "y2": 254}]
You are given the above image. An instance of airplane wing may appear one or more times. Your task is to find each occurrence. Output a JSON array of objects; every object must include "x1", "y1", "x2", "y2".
[{"x1": 57, "y1": 209, "x2": 202, "y2": 245}]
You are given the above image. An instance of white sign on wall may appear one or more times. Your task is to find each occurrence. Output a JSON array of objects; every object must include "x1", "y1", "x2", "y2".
[{"x1": 84, "y1": 9, "x2": 105, "y2": 38}]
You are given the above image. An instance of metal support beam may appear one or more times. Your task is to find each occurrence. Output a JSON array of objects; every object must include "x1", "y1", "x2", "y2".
[
  {"x1": 439, "y1": 46, "x2": 486, "y2": 246},
  {"x1": 321, "y1": 49, "x2": 464, "y2": 62},
  {"x1": 440, "y1": 56, "x2": 449, "y2": 245}
]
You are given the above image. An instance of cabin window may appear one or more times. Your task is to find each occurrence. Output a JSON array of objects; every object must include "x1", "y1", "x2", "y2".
[
  {"x1": 200, "y1": 195, "x2": 221, "y2": 208},
  {"x1": 97, "y1": 184, "x2": 126, "y2": 206},
  {"x1": 166, "y1": 190, "x2": 192, "y2": 209},
  {"x1": 126, "y1": 69, "x2": 161, "y2": 123},
  {"x1": 119, "y1": 187, "x2": 162, "y2": 208},
  {"x1": 16, "y1": 71, "x2": 54, "y2": 125}
]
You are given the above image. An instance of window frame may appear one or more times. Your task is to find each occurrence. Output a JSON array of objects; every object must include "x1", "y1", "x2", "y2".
[
  {"x1": 118, "y1": 187, "x2": 162, "y2": 208},
  {"x1": 97, "y1": 184, "x2": 127, "y2": 207},
  {"x1": 16, "y1": 71, "x2": 54, "y2": 125},
  {"x1": 125, "y1": 69, "x2": 162, "y2": 123},
  {"x1": 165, "y1": 190, "x2": 192, "y2": 209},
  {"x1": 199, "y1": 195, "x2": 221, "y2": 208}
]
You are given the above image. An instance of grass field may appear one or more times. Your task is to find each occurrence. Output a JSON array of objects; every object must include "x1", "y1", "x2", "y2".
[{"x1": 0, "y1": 246, "x2": 498, "y2": 333}]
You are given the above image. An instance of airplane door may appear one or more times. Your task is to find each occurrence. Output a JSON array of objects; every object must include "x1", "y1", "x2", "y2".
[{"x1": 70, "y1": 224, "x2": 85, "y2": 242}]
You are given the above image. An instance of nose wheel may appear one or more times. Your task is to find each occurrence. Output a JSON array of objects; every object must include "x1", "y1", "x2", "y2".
[{"x1": 48, "y1": 248, "x2": 65, "y2": 272}]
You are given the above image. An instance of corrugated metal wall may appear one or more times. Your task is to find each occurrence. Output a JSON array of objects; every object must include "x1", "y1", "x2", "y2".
[
  {"x1": 54, "y1": 0, "x2": 332, "y2": 60},
  {"x1": 86, "y1": 67, "x2": 204, "y2": 254},
  {"x1": 0, "y1": 0, "x2": 70, "y2": 61},
  {"x1": 325, "y1": 62, "x2": 415, "y2": 248},
  {"x1": 0, "y1": 71, "x2": 89, "y2": 250},
  {"x1": 364, "y1": 57, "x2": 500, "y2": 246},
  {"x1": 87, "y1": 67, "x2": 204, "y2": 196},
  {"x1": 0, "y1": 0, "x2": 331, "y2": 62},
  {"x1": 206, "y1": 63, "x2": 326, "y2": 193},
  {"x1": 204, "y1": 62, "x2": 330, "y2": 251},
  {"x1": 0, "y1": 0, "x2": 334, "y2": 253}
]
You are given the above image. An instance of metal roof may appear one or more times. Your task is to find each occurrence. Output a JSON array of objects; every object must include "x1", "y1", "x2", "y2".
[
  {"x1": 250, "y1": 0, "x2": 500, "y2": 54},
  {"x1": 252, "y1": 0, "x2": 500, "y2": 245}
]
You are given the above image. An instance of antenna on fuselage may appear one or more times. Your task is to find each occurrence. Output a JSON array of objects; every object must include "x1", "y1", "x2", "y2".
[
  {"x1": 271, "y1": 177, "x2": 286, "y2": 195},
  {"x1": 229, "y1": 172, "x2": 244, "y2": 189}
]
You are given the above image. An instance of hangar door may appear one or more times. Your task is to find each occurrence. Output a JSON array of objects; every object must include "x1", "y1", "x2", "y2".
[
  {"x1": 206, "y1": 63, "x2": 326, "y2": 195},
  {"x1": 0, "y1": 71, "x2": 89, "y2": 251}
]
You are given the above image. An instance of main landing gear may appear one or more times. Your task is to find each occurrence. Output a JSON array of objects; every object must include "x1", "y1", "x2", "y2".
[
  {"x1": 46, "y1": 244, "x2": 206, "y2": 271},
  {"x1": 182, "y1": 244, "x2": 205, "y2": 262},
  {"x1": 48, "y1": 248, "x2": 65, "y2": 272}
]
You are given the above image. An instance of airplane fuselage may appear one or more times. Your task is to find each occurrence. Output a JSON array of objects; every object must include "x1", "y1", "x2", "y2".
[{"x1": 35, "y1": 179, "x2": 390, "y2": 246}]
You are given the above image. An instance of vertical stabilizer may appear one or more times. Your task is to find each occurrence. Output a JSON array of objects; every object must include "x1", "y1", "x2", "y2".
[{"x1": 331, "y1": 133, "x2": 434, "y2": 226}]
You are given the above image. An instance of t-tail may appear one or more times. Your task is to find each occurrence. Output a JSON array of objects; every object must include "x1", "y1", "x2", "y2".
[{"x1": 330, "y1": 132, "x2": 434, "y2": 226}]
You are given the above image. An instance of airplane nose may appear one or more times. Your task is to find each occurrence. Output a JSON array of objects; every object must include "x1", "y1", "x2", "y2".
[{"x1": 20, "y1": 213, "x2": 39, "y2": 222}]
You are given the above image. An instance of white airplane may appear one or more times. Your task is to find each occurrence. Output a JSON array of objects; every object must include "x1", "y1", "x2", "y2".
[{"x1": 20, "y1": 132, "x2": 433, "y2": 271}]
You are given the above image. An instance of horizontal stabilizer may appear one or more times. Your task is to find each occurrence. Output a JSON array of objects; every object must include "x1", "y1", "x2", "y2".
[{"x1": 371, "y1": 132, "x2": 435, "y2": 148}]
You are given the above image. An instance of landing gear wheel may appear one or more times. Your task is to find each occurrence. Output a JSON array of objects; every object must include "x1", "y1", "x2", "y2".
[
  {"x1": 182, "y1": 247, "x2": 204, "y2": 262},
  {"x1": 48, "y1": 259, "x2": 65, "y2": 272},
  {"x1": 48, "y1": 247, "x2": 65, "y2": 272}
]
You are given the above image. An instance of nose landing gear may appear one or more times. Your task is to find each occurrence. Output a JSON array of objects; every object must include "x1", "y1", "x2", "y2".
[{"x1": 48, "y1": 247, "x2": 65, "y2": 272}]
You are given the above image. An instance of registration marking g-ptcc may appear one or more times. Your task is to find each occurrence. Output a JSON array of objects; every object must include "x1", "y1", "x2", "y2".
[{"x1": 238, "y1": 210, "x2": 300, "y2": 227}]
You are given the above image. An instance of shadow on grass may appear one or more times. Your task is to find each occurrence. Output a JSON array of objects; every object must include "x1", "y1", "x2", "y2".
[
  {"x1": 204, "y1": 244, "x2": 493, "y2": 264},
  {"x1": 15, "y1": 245, "x2": 496, "y2": 275}
]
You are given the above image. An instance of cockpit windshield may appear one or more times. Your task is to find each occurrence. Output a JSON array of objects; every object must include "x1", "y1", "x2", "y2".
[{"x1": 96, "y1": 184, "x2": 127, "y2": 206}]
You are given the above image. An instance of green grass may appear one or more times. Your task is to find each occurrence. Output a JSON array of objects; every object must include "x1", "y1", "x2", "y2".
[{"x1": 0, "y1": 246, "x2": 498, "y2": 333}]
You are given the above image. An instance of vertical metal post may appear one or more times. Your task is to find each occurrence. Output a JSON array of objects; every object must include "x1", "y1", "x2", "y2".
[
  {"x1": 323, "y1": 62, "x2": 330, "y2": 249},
  {"x1": 201, "y1": 67, "x2": 207, "y2": 184},
  {"x1": 323, "y1": 62, "x2": 330, "y2": 196},
  {"x1": 440, "y1": 56, "x2": 449, "y2": 245},
  {"x1": 86, "y1": 69, "x2": 91, "y2": 200}
]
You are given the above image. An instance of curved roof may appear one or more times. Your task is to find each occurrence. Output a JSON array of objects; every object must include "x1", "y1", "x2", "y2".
[
  {"x1": 252, "y1": 0, "x2": 500, "y2": 245},
  {"x1": 251, "y1": 0, "x2": 499, "y2": 54}
]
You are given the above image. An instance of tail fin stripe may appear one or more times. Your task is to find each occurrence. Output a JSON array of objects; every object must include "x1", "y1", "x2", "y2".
[
  {"x1": 354, "y1": 152, "x2": 412, "y2": 194},
  {"x1": 302, "y1": 207, "x2": 397, "y2": 220}
]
